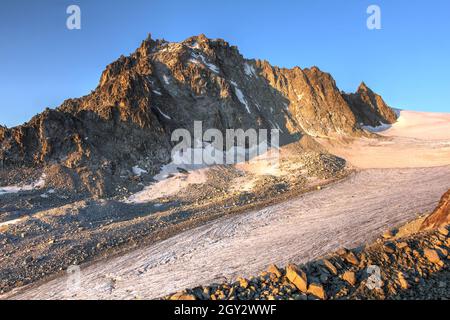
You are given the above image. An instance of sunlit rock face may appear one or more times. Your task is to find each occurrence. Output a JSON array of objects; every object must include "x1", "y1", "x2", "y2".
[{"x1": 421, "y1": 190, "x2": 450, "y2": 230}]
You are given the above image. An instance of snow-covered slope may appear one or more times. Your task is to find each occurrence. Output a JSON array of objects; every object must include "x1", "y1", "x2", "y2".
[{"x1": 322, "y1": 110, "x2": 450, "y2": 169}]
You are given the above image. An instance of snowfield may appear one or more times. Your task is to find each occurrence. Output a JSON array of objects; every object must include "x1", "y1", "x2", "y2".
[
  {"x1": 4, "y1": 110, "x2": 450, "y2": 300},
  {"x1": 322, "y1": 110, "x2": 450, "y2": 169},
  {"x1": 0, "y1": 174, "x2": 46, "y2": 196}
]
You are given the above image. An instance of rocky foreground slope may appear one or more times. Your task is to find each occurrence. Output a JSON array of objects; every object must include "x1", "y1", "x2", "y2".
[
  {"x1": 0, "y1": 34, "x2": 397, "y2": 197},
  {"x1": 166, "y1": 190, "x2": 450, "y2": 300}
]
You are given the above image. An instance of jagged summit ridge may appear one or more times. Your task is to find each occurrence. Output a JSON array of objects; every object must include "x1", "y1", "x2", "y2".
[{"x1": 59, "y1": 33, "x2": 396, "y2": 134}]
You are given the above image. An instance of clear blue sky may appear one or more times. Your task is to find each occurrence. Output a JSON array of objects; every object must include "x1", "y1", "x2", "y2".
[{"x1": 1, "y1": 0, "x2": 449, "y2": 127}]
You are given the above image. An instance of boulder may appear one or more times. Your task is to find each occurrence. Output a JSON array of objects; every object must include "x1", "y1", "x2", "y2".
[
  {"x1": 267, "y1": 264, "x2": 282, "y2": 278},
  {"x1": 342, "y1": 271, "x2": 357, "y2": 286},
  {"x1": 382, "y1": 229, "x2": 395, "y2": 239},
  {"x1": 344, "y1": 251, "x2": 360, "y2": 266},
  {"x1": 169, "y1": 292, "x2": 197, "y2": 300},
  {"x1": 423, "y1": 248, "x2": 442, "y2": 265},
  {"x1": 307, "y1": 283, "x2": 327, "y2": 300},
  {"x1": 321, "y1": 259, "x2": 338, "y2": 275},
  {"x1": 237, "y1": 277, "x2": 249, "y2": 289},
  {"x1": 397, "y1": 272, "x2": 409, "y2": 290},
  {"x1": 438, "y1": 227, "x2": 449, "y2": 237},
  {"x1": 286, "y1": 264, "x2": 308, "y2": 293}
]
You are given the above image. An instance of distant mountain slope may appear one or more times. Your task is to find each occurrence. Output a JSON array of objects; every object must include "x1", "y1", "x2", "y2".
[
  {"x1": 0, "y1": 34, "x2": 397, "y2": 196},
  {"x1": 344, "y1": 82, "x2": 398, "y2": 126}
]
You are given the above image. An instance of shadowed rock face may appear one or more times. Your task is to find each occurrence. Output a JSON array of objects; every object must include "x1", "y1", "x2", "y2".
[
  {"x1": 344, "y1": 82, "x2": 398, "y2": 127},
  {"x1": 421, "y1": 190, "x2": 450, "y2": 230},
  {"x1": 0, "y1": 34, "x2": 397, "y2": 196}
]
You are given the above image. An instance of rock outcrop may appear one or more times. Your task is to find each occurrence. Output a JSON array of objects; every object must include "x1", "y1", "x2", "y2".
[
  {"x1": 344, "y1": 82, "x2": 398, "y2": 127},
  {"x1": 421, "y1": 189, "x2": 450, "y2": 230},
  {"x1": 0, "y1": 34, "x2": 398, "y2": 196}
]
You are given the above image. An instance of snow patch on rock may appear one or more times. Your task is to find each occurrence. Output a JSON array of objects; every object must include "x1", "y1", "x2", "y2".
[
  {"x1": 362, "y1": 123, "x2": 392, "y2": 133},
  {"x1": 190, "y1": 52, "x2": 220, "y2": 74},
  {"x1": 156, "y1": 107, "x2": 172, "y2": 120},
  {"x1": 244, "y1": 63, "x2": 256, "y2": 77},
  {"x1": 132, "y1": 166, "x2": 148, "y2": 176},
  {"x1": 0, "y1": 174, "x2": 46, "y2": 196},
  {"x1": 230, "y1": 82, "x2": 251, "y2": 114},
  {"x1": 162, "y1": 74, "x2": 170, "y2": 85}
]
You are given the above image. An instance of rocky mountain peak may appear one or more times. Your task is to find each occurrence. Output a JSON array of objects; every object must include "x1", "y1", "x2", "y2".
[
  {"x1": 345, "y1": 81, "x2": 398, "y2": 126},
  {"x1": 0, "y1": 34, "x2": 399, "y2": 197},
  {"x1": 357, "y1": 81, "x2": 370, "y2": 92}
]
